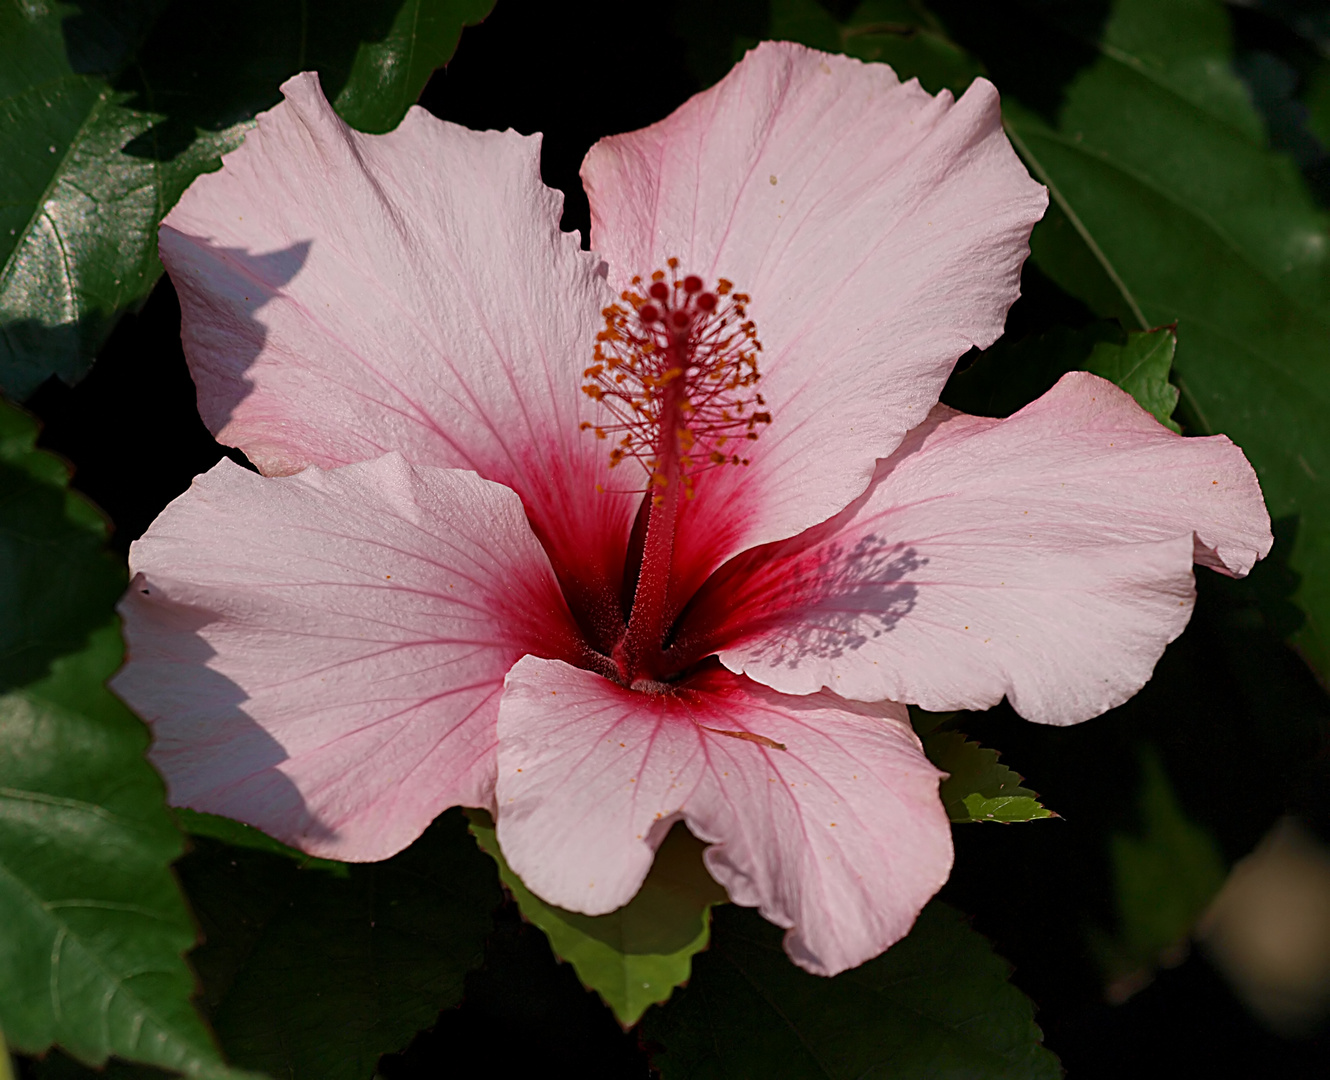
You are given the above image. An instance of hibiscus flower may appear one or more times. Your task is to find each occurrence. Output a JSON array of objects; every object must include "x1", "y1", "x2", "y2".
[{"x1": 112, "y1": 42, "x2": 1271, "y2": 976}]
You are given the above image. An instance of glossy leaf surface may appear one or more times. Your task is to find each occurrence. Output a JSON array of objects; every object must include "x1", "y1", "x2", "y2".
[
  {"x1": 334, "y1": 0, "x2": 496, "y2": 133},
  {"x1": 0, "y1": 0, "x2": 493, "y2": 398},
  {"x1": 1084, "y1": 329, "x2": 1181, "y2": 432}
]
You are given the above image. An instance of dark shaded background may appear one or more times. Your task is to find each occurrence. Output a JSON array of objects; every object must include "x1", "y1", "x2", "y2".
[{"x1": 23, "y1": 0, "x2": 1330, "y2": 1075}]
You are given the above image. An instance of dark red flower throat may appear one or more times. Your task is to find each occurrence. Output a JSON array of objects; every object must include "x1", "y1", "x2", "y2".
[{"x1": 577, "y1": 261, "x2": 771, "y2": 689}]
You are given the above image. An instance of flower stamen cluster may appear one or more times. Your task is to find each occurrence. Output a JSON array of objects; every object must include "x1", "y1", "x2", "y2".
[{"x1": 581, "y1": 258, "x2": 770, "y2": 500}]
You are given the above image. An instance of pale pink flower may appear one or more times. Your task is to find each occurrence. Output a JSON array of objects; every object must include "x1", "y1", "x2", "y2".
[{"x1": 112, "y1": 43, "x2": 1271, "y2": 975}]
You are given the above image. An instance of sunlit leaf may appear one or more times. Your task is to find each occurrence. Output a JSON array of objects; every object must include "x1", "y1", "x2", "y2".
[
  {"x1": 334, "y1": 0, "x2": 496, "y2": 133},
  {"x1": 1085, "y1": 327, "x2": 1181, "y2": 431},
  {"x1": 923, "y1": 729, "x2": 1055, "y2": 823},
  {"x1": 0, "y1": 3, "x2": 168, "y2": 398},
  {"x1": 467, "y1": 810, "x2": 726, "y2": 1026},
  {"x1": 945, "y1": 324, "x2": 1181, "y2": 431}
]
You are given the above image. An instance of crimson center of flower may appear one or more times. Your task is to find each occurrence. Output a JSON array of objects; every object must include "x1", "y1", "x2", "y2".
[{"x1": 580, "y1": 260, "x2": 771, "y2": 691}]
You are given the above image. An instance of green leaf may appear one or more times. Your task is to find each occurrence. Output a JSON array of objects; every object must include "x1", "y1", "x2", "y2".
[
  {"x1": 172, "y1": 809, "x2": 348, "y2": 877},
  {"x1": 334, "y1": 0, "x2": 497, "y2": 134},
  {"x1": 180, "y1": 809, "x2": 499, "y2": 1079},
  {"x1": 15, "y1": 827, "x2": 499, "y2": 1080},
  {"x1": 974, "y1": 0, "x2": 1330, "y2": 675},
  {"x1": 923, "y1": 729, "x2": 1055, "y2": 823},
  {"x1": 1306, "y1": 61, "x2": 1330, "y2": 149},
  {"x1": 0, "y1": 400, "x2": 246, "y2": 1077},
  {"x1": 21, "y1": 1049, "x2": 174, "y2": 1079},
  {"x1": 945, "y1": 323, "x2": 1181, "y2": 430},
  {"x1": 1085, "y1": 327, "x2": 1182, "y2": 431},
  {"x1": 674, "y1": 0, "x2": 981, "y2": 93},
  {"x1": 1096, "y1": 748, "x2": 1226, "y2": 989},
  {"x1": 644, "y1": 902, "x2": 1061, "y2": 1079},
  {"x1": 0, "y1": 0, "x2": 493, "y2": 399},
  {"x1": 0, "y1": 18, "x2": 164, "y2": 397},
  {"x1": 834, "y1": 0, "x2": 984, "y2": 96},
  {"x1": 907, "y1": 706, "x2": 957, "y2": 736},
  {"x1": 466, "y1": 809, "x2": 726, "y2": 1027},
  {"x1": 727, "y1": 0, "x2": 983, "y2": 96}
]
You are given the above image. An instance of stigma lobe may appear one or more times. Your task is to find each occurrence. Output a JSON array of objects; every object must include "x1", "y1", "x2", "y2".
[{"x1": 581, "y1": 259, "x2": 771, "y2": 501}]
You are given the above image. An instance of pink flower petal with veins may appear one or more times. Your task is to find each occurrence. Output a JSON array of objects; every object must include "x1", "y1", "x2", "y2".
[
  {"x1": 160, "y1": 71, "x2": 636, "y2": 647},
  {"x1": 583, "y1": 41, "x2": 1048, "y2": 593},
  {"x1": 112, "y1": 454, "x2": 581, "y2": 860},
  {"x1": 494, "y1": 656, "x2": 950, "y2": 976},
  {"x1": 703, "y1": 373, "x2": 1273, "y2": 724},
  {"x1": 114, "y1": 41, "x2": 1273, "y2": 977}
]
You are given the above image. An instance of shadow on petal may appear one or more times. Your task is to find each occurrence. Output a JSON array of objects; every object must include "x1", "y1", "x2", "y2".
[
  {"x1": 754, "y1": 536, "x2": 924, "y2": 668},
  {"x1": 112, "y1": 576, "x2": 336, "y2": 850},
  {"x1": 159, "y1": 234, "x2": 311, "y2": 438}
]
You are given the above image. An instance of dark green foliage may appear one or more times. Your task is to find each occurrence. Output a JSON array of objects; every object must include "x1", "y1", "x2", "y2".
[
  {"x1": 957, "y1": 0, "x2": 1330, "y2": 679},
  {"x1": 1096, "y1": 750, "x2": 1226, "y2": 986},
  {"x1": 946, "y1": 324, "x2": 1181, "y2": 431},
  {"x1": 0, "y1": 0, "x2": 494, "y2": 397},
  {"x1": 0, "y1": 400, "x2": 243, "y2": 1076},
  {"x1": 9, "y1": 1, "x2": 1330, "y2": 1075},
  {"x1": 180, "y1": 811, "x2": 499, "y2": 1079},
  {"x1": 645, "y1": 903, "x2": 1061, "y2": 1079}
]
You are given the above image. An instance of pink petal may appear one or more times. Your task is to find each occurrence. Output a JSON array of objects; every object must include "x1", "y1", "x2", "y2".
[
  {"x1": 494, "y1": 657, "x2": 951, "y2": 976},
  {"x1": 703, "y1": 373, "x2": 1273, "y2": 725},
  {"x1": 582, "y1": 41, "x2": 1048, "y2": 591},
  {"x1": 111, "y1": 455, "x2": 580, "y2": 861},
  {"x1": 160, "y1": 72, "x2": 635, "y2": 643}
]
